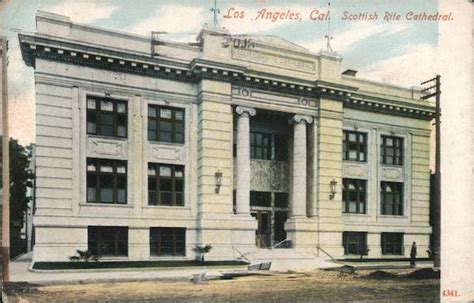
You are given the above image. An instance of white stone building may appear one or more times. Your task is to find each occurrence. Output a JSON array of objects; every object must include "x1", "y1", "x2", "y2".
[{"x1": 19, "y1": 11, "x2": 435, "y2": 263}]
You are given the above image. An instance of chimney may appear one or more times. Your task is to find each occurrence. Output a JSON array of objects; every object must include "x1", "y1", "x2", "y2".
[{"x1": 342, "y1": 69, "x2": 358, "y2": 77}]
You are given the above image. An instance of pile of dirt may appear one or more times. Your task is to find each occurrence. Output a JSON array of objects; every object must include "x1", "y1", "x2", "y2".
[
  {"x1": 4, "y1": 282, "x2": 41, "y2": 295},
  {"x1": 405, "y1": 268, "x2": 440, "y2": 279},
  {"x1": 362, "y1": 270, "x2": 399, "y2": 279}
]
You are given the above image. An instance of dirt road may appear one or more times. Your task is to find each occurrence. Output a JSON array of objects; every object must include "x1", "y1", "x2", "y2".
[{"x1": 5, "y1": 269, "x2": 439, "y2": 303}]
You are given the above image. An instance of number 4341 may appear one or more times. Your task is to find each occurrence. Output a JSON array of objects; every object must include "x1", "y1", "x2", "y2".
[{"x1": 442, "y1": 289, "x2": 460, "y2": 297}]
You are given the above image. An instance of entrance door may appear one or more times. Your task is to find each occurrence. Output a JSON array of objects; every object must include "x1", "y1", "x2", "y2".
[{"x1": 251, "y1": 211, "x2": 271, "y2": 248}]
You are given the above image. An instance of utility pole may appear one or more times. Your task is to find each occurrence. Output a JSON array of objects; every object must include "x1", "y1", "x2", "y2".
[
  {"x1": 1, "y1": 36, "x2": 10, "y2": 283},
  {"x1": 421, "y1": 75, "x2": 441, "y2": 268}
]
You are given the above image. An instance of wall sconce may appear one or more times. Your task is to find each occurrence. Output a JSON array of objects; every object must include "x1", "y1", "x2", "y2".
[
  {"x1": 329, "y1": 179, "x2": 337, "y2": 200},
  {"x1": 215, "y1": 170, "x2": 223, "y2": 194}
]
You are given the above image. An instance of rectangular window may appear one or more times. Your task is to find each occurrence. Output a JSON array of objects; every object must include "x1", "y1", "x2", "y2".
[
  {"x1": 343, "y1": 130, "x2": 367, "y2": 162},
  {"x1": 250, "y1": 132, "x2": 272, "y2": 160},
  {"x1": 88, "y1": 226, "x2": 128, "y2": 257},
  {"x1": 342, "y1": 179, "x2": 367, "y2": 214},
  {"x1": 274, "y1": 134, "x2": 289, "y2": 161},
  {"x1": 87, "y1": 96, "x2": 127, "y2": 138},
  {"x1": 148, "y1": 163, "x2": 184, "y2": 206},
  {"x1": 274, "y1": 192, "x2": 289, "y2": 208},
  {"x1": 250, "y1": 191, "x2": 272, "y2": 207},
  {"x1": 381, "y1": 233, "x2": 404, "y2": 255},
  {"x1": 381, "y1": 182, "x2": 404, "y2": 215},
  {"x1": 150, "y1": 227, "x2": 186, "y2": 256},
  {"x1": 148, "y1": 105, "x2": 185, "y2": 143},
  {"x1": 87, "y1": 158, "x2": 127, "y2": 204},
  {"x1": 343, "y1": 232, "x2": 368, "y2": 255},
  {"x1": 381, "y1": 135, "x2": 404, "y2": 165}
]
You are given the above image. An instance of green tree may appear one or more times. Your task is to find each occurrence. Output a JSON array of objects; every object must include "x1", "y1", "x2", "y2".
[{"x1": 2, "y1": 138, "x2": 34, "y2": 224}]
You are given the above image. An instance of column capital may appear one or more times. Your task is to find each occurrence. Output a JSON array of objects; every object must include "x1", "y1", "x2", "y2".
[
  {"x1": 235, "y1": 106, "x2": 256, "y2": 117},
  {"x1": 289, "y1": 114, "x2": 313, "y2": 125}
]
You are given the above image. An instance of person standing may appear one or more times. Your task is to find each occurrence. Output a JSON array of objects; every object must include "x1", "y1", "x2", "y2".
[{"x1": 410, "y1": 242, "x2": 417, "y2": 267}]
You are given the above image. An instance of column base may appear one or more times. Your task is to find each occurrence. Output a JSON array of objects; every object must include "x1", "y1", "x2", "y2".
[{"x1": 284, "y1": 217, "x2": 319, "y2": 249}]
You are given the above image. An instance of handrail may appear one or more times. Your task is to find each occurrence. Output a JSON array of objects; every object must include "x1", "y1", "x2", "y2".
[
  {"x1": 316, "y1": 245, "x2": 339, "y2": 263},
  {"x1": 273, "y1": 239, "x2": 292, "y2": 249},
  {"x1": 232, "y1": 246, "x2": 251, "y2": 263}
]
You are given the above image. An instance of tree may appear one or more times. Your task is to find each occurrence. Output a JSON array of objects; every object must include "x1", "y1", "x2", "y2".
[{"x1": 3, "y1": 138, "x2": 34, "y2": 224}]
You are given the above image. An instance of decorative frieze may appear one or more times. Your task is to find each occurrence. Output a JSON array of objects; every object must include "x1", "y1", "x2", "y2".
[
  {"x1": 149, "y1": 144, "x2": 185, "y2": 163},
  {"x1": 87, "y1": 138, "x2": 127, "y2": 158},
  {"x1": 381, "y1": 167, "x2": 404, "y2": 182},
  {"x1": 343, "y1": 163, "x2": 368, "y2": 179}
]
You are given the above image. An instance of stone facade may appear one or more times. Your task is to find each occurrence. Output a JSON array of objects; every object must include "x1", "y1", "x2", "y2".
[{"x1": 19, "y1": 11, "x2": 434, "y2": 262}]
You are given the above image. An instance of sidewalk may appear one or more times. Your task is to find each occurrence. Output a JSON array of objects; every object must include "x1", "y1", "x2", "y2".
[{"x1": 9, "y1": 252, "x2": 250, "y2": 285}]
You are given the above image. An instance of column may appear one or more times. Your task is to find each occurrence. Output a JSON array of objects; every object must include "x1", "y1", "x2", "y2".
[
  {"x1": 289, "y1": 114, "x2": 313, "y2": 217},
  {"x1": 235, "y1": 106, "x2": 256, "y2": 215}
]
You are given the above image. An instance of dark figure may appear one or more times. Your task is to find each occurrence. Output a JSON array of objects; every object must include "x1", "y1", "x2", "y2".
[{"x1": 410, "y1": 242, "x2": 417, "y2": 267}]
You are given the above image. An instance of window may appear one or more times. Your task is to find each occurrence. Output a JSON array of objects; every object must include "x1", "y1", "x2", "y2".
[
  {"x1": 250, "y1": 191, "x2": 271, "y2": 207},
  {"x1": 342, "y1": 179, "x2": 367, "y2": 214},
  {"x1": 343, "y1": 130, "x2": 367, "y2": 162},
  {"x1": 250, "y1": 132, "x2": 272, "y2": 160},
  {"x1": 87, "y1": 158, "x2": 127, "y2": 204},
  {"x1": 274, "y1": 134, "x2": 289, "y2": 161},
  {"x1": 381, "y1": 233, "x2": 404, "y2": 255},
  {"x1": 274, "y1": 192, "x2": 289, "y2": 208},
  {"x1": 381, "y1": 135, "x2": 403, "y2": 165},
  {"x1": 88, "y1": 226, "x2": 128, "y2": 257},
  {"x1": 148, "y1": 105, "x2": 184, "y2": 143},
  {"x1": 150, "y1": 227, "x2": 186, "y2": 256},
  {"x1": 87, "y1": 96, "x2": 127, "y2": 138},
  {"x1": 381, "y1": 182, "x2": 404, "y2": 215},
  {"x1": 148, "y1": 163, "x2": 184, "y2": 206},
  {"x1": 343, "y1": 232, "x2": 368, "y2": 255}
]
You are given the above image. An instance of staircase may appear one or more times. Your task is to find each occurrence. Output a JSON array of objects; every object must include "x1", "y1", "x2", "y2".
[{"x1": 243, "y1": 248, "x2": 340, "y2": 272}]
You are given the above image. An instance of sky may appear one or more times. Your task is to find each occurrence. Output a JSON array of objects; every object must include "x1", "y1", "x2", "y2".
[{"x1": 0, "y1": 0, "x2": 440, "y2": 145}]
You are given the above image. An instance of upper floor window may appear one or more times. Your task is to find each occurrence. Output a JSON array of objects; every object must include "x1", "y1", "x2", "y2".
[
  {"x1": 343, "y1": 130, "x2": 367, "y2": 162},
  {"x1": 87, "y1": 158, "x2": 127, "y2": 204},
  {"x1": 381, "y1": 181, "x2": 403, "y2": 216},
  {"x1": 148, "y1": 163, "x2": 184, "y2": 206},
  {"x1": 381, "y1": 232, "x2": 404, "y2": 255},
  {"x1": 250, "y1": 132, "x2": 272, "y2": 160},
  {"x1": 87, "y1": 96, "x2": 127, "y2": 138},
  {"x1": 381, "y1": 135, "x2": 403, "y2": 165},
  {"x1": 148, "y1": 105, "x2": 184, "y2": 144},
  {"x1": 342, "y1": 179, "x2": 367, "y2": 214},
  {"x1": 234, "y1": 131, "x2": 289, "y2": 162}
]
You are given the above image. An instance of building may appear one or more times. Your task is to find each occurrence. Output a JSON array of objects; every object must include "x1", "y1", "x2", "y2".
[{"x1": 19, "y1": 11, "x2": 435, "y2": 264}]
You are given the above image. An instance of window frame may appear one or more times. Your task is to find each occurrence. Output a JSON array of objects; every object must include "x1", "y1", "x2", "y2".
[
  {"x1": 380, "y1": 181, "x2": 404, "y2": 216},
  {"x1": 381, "y1": 232, "x2": 404, "y2": 255},
  {"x1": 250, "y1": 131, "x2": 272, "y2": 160},
  {"x1": 87, "y1": 158, "x2": 127, "y2": 204},
  {"x1": 343, "y1": 130, "x2": 367, "y2": 162},
  {"x1": 148, "y1": 105, "x2": 185, "y2": 144},
  {"x1": 342, "y1": 179, "x2": 367, "y2": 214},
  {"x1": 86, "y1": 96, "x2": 128, "y2": 138},
  {"x1": 342, "y1": 232, "x2": 368, "y2": 255},
  {"x1": 150, "y1": 227, "x2": 186, "y2": 257},
  {"x1": 380, "y1": 135, "x2": 404, "y2": 166},
  {"x1": 148, "y1": 163, "x2": 185, "y2": 206},
  {"x1": 88, "y1": 226, "x2": 128, "y2": 257}
]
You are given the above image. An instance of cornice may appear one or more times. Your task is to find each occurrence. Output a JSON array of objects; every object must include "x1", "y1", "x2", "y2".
[{"x1": 19, "y1": 34, "x2": 436, "y2": 121}]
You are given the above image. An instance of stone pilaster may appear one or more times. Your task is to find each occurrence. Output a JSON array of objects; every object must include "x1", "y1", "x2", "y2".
[{"x1": 235, "y1": 106, "x2": 256, "y2": 216}]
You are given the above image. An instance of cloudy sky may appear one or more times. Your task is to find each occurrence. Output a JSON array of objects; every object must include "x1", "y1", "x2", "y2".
[{"x1": 0, "y1": 0, "x2": 440, "y2": 145}]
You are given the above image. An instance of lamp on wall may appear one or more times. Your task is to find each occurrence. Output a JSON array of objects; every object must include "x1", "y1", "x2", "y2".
[
  {"x1": 329, "y1": 179, "x2": 337, "y2": 200},
  {"x1": 215, "y1": 170, "x2": 223, "y2": 194}
]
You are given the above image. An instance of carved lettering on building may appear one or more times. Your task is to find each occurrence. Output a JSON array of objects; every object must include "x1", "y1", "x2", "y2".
[{"x1": 232, "y1": 48, "x2": 315, "y2": 73}]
